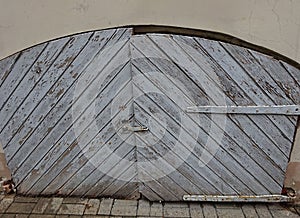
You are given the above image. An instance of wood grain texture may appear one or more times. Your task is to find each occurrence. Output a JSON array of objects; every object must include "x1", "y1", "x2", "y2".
[{"x1": 0, "y1": 28, "x2": 298, "y2": 200}]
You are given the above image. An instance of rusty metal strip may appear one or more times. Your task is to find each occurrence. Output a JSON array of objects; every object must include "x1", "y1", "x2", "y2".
[
  {"x1": 186, "y1": 105, "x2": 300, "y2": 115},
  {"x1": 183, "y1": 194, "x2": 295, "y2": 202}
]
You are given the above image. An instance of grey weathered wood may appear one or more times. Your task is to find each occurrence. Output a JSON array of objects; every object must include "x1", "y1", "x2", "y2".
[
  {"x1": 0, "y1": 43, "x2": 47, "y2": 110},
  {"x1": 197, "y1": 37, "x2": 296, "y2": 140},
  {"x1": 171, "y1": 37, "x2": 289, "y2": 174},
  {"x1": 0, "y1": 53, "x2": 20, "y2": 87},
  {"x1": 3, "y1": 33, "x2": 92, "y2": 164},
  {"x1": 132, "y1": 64, "x2": 270, "y2": 194},
  {"x1": 174, "y1": 35, "x2": 294, "y2": 155},
  {"x1": 250, "y1": 50, "x2": 300, "y2": 105},
  {"x1": 14, "y1": 29, "x2": 130, "y2": 193},
  {"x1": 0, "y1": 37, "x2": 70, "y2": 144},
  {"x1": 32, "y1": 61, "x2": 132, "y2": 194},
  {"x1": 132, "y1": 36, "x2": 283, "y2": 194},
  {"x1": 42, "y1": 85, "x2": 134, "y2": 196},
  {"x1": 0, "y1": 27, "x2": 298, "y2": 201}
]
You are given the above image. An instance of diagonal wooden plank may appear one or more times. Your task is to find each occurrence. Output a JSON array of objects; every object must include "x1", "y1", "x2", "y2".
[
  {"x1": 159, "y1": 34, "x2": 292, "y2": 166},
  {"x1": 132, "y1": 82, "x2": 253, "y2": 194},
  {"x1": 135, "y1": 135, "x2": 191, "y2": 198},
  {"x1": 281, "y1": 61, "x2": 300, "y2": 86},
  {"x1": 173, "y1": 35, "x2": 293, "y2": 157},
  {"x1": 10, "y1": 30, "x2": 130, "y2": 190},
  {"x1": 250, "y1": 50, "x2": 300, "y2": 105},
  {"x1": 221, "y1": 42, "x2": 297, "y2": 114},
  {"x1": 0, "y1": 43, "x2": 47, "y2": 110},
  {"x1": 2, "y1": 32, "x2": 93, "y2": 160},
  {"x1": 73, "y1": 135, "x2": 136, "y2": 197},
  {"x1": 99, "y1": 164, "x2": 138, "y2": 197},
  {"x1": 131, "y1": 40, "x2": 284, "y2": 193},
  {"x1": 0, "y1": 37, "x2": 70, "y2": 139},
  {"x1": 132, "y1": 64, "x2": 281, "y2": 194},
  {"x1": 197, "y1": 37, "x2": 296, "y2": 141},
  {"x1": 20, "y1": 64, "x2": 132, "y2": 194},
  {"x1": 0, "y1": 52, "x2": 20, "y2": 87},
  {"x1": 5, "y1": 32, "x2": 94, "y2": 171}
]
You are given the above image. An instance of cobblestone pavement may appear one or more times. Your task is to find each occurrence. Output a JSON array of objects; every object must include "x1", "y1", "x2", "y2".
[{"x1": 0, "y1": 195, "x2": 299, "y2": 217}]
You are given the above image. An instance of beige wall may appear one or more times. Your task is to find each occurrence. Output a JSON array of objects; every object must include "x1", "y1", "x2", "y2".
[{"x1": 1, "y1": 0, "x2": 300, "y2": 63}]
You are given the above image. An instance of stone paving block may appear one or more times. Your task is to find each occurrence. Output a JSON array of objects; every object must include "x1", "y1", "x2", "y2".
[
  {"x1": 150, "y1": 202, "x2": 163, "y2": 217},
  {"x1": 57, "y1": 203, "x2": 85, "y2": 215},
  {"x1": 32, "y1": 198, "x2": 51, "y2": 214},
  {"x1": 254, "y1": 204, "x2": 272, "y2": 218},
  {"x1": 215, "y1": 202, "x2": 242, "y2": 209},
  {"x1": 268, "y1": 207, "x2": 299, "y2": 218},
  {"x1": 216, "y1": 208, "x2": 245, "y2": 218},
  {"x1": 189, "y1": 203, "x2": 204, "y2": 218},
  {"x1": 30, "y1": 215, "x2": 55, "y2": 218},
  {"x1": 202, "y1": 203, "x2": 217, "y2": 218},
  {"x1": 6, "y1": 202, "x2": 36, "y2": 214},
  {"x1": 14, "y1": 196, "x2": 39, "y2": 203},
  {"x1": 0, "y1": 197, "x2": 14, "y2": 213},
  {"x1": 241, "y1": 204, "x2": 258, "y2": 218},
  {"x1": 111, "y1": 199, "x2": 137, "y2": 216},
  {"x1": 164, "y1": 202, "x2": 190, "y2": 217},
  {"x1": 63, "y1": 197, "x2": 88, "y2": 204},
  {"x1": 44, "y1": 197, "x2": 63, "y2": 214},
  {"x1": 15, "y1": 214, "x2": 29, "y2": 218},
  {"x1": 84, "y1": 199, "x2": 100, "y2": 215},
  {"x1": 54, "y1": 215, "x2": 68, "y2": 218},
  {"x1": 137, "y1": 199, "x2": 150, "y2": 216},
  {"x1": 98, "y1": 198, "x2": 114, "y2": 215},
  {"x1": 1, "y1": 214, "x2": 15, "y2": 218}
]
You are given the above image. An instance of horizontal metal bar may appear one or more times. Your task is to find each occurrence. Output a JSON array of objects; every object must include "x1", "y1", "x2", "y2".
[
  {"x1": 122, "y1": 125, "x2": 148, "y2": 132},
  {"x1": 186, "y1": 105, "x2": 300, "y2": 115},
  {"x1": 183, "y1": 194, "x2": 295, "y2": 202}
]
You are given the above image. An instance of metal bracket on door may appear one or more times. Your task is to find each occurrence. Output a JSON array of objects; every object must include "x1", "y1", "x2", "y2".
[
  {"x1": 183, "y1": 194, "x2": 295, "y2": 203},
  {"x1": 186, "y1": 105, "x2": 300, "y2": 115},
  {"x1": 122, "y1": 125, "x2": 148, "y2": 132}
]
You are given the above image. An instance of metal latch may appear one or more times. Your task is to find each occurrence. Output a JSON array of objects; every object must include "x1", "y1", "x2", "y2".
[{"x1": 122, "y1": 125, "x2": 148, "y2": 132}]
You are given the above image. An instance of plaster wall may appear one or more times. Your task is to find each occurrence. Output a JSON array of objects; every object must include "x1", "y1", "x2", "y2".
[{"x1": 0, "y1": 0, "x2": 300, "y2": 63}]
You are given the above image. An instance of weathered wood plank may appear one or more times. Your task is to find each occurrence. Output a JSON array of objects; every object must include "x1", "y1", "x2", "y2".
[
  {"x1": 135, "y1": 135, "x2": 191, "y2": 198},
  {"x1": 0, "y1": 37, "x2": 70, "y2": 140},
  {"x1": 133, "y1": 81, "x2": 258, "y2": 195},
  {"x1": 0, "y1": 43, "x2": 47, "y2": 110},
  {"x1": 12, "y1": 29, "x2": 130, "y2": 192},
  {"x1": 197, "y1": 37, "x2": 296, "y2": 141},
  {"x1": 21, "y1": 65, "x2": 132, "y2": 194},
  {"x1": 132, "y1": 69, "x2": 243, "y2": 194},
  {"x1": 0, "y1": 53, "x2": 20, "y2": 87},
  {"x1": 172, "y1": 35, "x2": 293, "y2": 158},
  {"x1": 222, "y1": 42, "x2": 297, "y2": 108},
  {"x1": 41, "y1": 84, "x2": 134, "y2": 196},
  {"x1": 5, "y1": 32, "x2": 94, "y2": 170},
  {"x1": 174, "y1": 35, "x2": 294, "y2": 155},
  {"x1": 281, "y1": 61, "x2": 300, "y2": 86},
  {"x1": 132, "y1": 36, "x2": 284, "y2": 193},
  {"x1": 250, "y1": 50, "x2": 300, "y2": 105}
]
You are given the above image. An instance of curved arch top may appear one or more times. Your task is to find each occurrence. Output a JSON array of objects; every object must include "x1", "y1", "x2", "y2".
[{"x1": 1, "y1": 0, "x2": 300, "y2": 64}]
